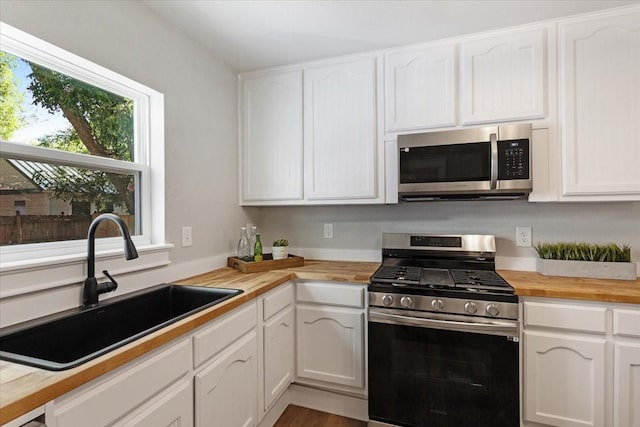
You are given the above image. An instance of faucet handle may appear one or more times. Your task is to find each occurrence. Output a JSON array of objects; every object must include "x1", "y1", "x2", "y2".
[{"x1": 99, "y1": 270, "x2": 118, "y2": 293}]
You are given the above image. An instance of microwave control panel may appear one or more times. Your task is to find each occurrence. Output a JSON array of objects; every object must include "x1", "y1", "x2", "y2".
[{"x1": 498, "y1": 139, "x2": 529, "y2": 180}]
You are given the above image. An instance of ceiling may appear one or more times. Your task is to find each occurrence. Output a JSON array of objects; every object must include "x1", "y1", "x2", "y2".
[{"x1": 143, "y1": 0, "x2": 639, "y2": 72}]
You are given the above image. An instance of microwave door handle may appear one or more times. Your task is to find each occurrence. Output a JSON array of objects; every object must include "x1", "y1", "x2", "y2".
[{"x1": 490, "y1": 133, "x2": 498, "y2": 190}]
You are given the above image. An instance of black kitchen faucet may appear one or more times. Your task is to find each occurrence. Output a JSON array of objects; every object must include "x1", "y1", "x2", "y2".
[{"x1": 83, "y1": 213, "x2": 138, "y2": 308}]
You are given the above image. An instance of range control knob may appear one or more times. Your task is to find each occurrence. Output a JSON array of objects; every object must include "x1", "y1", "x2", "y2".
[
  {"x1": 486, "y1": 303, "x2": 500, "y2": 317},
  {"x1": 381, "y1": 295, "x2": 394, "y2": 306},
  {"x1": 464, "y1": 301, "x2": 478, "y2": 314},
  {"x1": 400, "y1": 296, "x2": 413, "y2": 308},
  {"x1": 431, "y1": 299, "x2": 444, "y2": 312}
]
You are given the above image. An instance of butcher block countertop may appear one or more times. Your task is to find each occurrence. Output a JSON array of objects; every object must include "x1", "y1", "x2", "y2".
[
  {"x1": 1, "y1": 259, "x2": 638, "y2": 424},
  {"x1": 499, "y1": 270, "x2": 640, "y2": 304}
]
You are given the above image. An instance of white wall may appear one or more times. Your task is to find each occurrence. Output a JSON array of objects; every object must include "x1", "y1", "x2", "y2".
[
  {"x1": 0, "y1": 0, "x2": 258, "y2": 326},
  {"x1": 254, "y1": 201, "x2": 640, "y2": 268}
]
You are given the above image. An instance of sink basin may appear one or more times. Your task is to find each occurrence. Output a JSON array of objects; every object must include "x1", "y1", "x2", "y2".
[{"x1": 0, "y1": 284, "x2": 243, "y2": 371}]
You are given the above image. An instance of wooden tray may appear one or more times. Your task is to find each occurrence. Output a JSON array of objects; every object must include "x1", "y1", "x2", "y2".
[{"x1": 228, "y1": 254, "x2": 304, "y2": 274}]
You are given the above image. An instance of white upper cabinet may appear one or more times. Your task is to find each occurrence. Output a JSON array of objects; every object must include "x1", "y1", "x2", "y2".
[
  {"x1": 559, "y1": 8, "x2": 640, "y2": 200},
  {"x1": 304, "y1": 55, "x2": 384, "y2": 202},
  {"x1": 384, "y1": 44, "x2": 456, "y2": 132},
  {"x1": 461, "y1": 27, "x2": 547, "y2": 125},
  {"x1": 239, "y1": 70, "x2": 303, "y2": 204}
]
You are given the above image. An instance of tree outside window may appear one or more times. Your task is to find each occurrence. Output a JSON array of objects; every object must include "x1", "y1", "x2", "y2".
[{"x1": 0, "y1": 50, "x2": 138, "y2": 245}]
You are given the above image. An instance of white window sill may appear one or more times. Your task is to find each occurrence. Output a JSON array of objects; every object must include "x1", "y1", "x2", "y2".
[{"x1": 0, "y1": 243, "x2": 173, "y2": 299}]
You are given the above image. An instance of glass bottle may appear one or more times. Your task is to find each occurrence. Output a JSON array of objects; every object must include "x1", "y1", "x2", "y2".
[
  {"x1": 254, "y1": 233, "x2": 263, "y2": 262},
  {"x1": 237, "y1": 227, "x2": 251, "y2": 261},
  {"x1": 249, "y1": 225, "x2": 257, "y2": 257}
]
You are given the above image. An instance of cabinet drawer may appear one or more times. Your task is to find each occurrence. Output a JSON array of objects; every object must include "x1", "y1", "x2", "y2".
[
  {"x1": 296, "y1": 281, "x2": 365, "y2": 308},
  {"x1": 263, "y1": 283, "x2": 294, "y2": 320},
  {"x1": 614, "y1": 309, "x2": 640, "y2": 338},
  {"x1": 49, "y1": 338, "x2": 191, "y2": 427},
  {"x1": 193, "y1": 302, "x2": 256, "y2": 368},
  {"x1": 524, "y1": 301, "x2": 606, "y2": 333}
]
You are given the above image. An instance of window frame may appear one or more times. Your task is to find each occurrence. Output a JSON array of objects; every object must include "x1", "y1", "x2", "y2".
[{"x1": 0, "y1": 22, "x2": 167, "y2": 269}]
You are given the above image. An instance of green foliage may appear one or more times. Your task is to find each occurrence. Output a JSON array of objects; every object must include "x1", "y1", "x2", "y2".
[
  {"x1": 37, "y1": 128, "x2": 88, "y2": 154},
  {"x1": 28, "y1": 62, "x2": 134, "y2": 161},
  {"x1": 535, "y1": 242, "x2": 631, "y2": 263},
  {"x1": 0, "y1": 51, "x2": 25, "y2": 140},
  {"x1": 272, "y1": 239, "x2": 289, "y2": 247}
]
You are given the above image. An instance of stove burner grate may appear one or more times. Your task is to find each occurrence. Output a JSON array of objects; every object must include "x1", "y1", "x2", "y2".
[
  {"x1": 450, "y1": 269, "x2": 511, "y2": 288},
  {"x1": 371, "y1": 266, "x2": 422, "y2": 284}
]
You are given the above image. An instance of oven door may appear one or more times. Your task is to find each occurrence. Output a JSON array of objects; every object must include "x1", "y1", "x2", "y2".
[{"x1": 368, "y1": 308, "x2": 519, "y2": 427}]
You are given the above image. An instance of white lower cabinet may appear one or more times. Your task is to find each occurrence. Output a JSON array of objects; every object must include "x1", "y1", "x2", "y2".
[
  {"x1": 523, "y1": 299, "x2": 640, "y2": 427},
  {"x1": 295, "y1": 281, "x2": 366, "y2": 395},
  {"x1": 260, "y1": 284, "x2": 295, "y2": 413},
  {"x1": 263, "y1": 307, "x2": 294, "y2": 408},
  {"x1": 614, "y1": 342, "x2": 640, "y2": 427},
  {"x1": 613, "y1": 309, "x2": 640, "y2": 427},
  {"x1": 195, "y1": 331, "x2": 258, "y2": 427},
  {"x1": 45, "y1": 338, "x2": 192, "y2": 427},
  {"x1": 524, "y1": 331, "x2": 606, "y2": 427}
]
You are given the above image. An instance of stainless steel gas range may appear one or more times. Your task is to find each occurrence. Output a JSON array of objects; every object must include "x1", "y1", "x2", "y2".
[{"x1": 368, "y1": 233, "x2": 519, "y2": 427}]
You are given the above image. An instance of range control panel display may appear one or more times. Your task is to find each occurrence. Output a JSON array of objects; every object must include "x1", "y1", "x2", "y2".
[
  {"x1": 498, "y1": 139, "x2": 529, "y2": 180},
  {"x1": 410, "y1": 235, "x2": 462, "y2": 248}
]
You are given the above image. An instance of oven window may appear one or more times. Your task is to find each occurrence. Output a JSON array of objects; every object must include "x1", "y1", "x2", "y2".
[
  {"x1": 369, "y1": 321, "x2": 518, "y2": 427},
  {"x1": 399, "y1": 142, "x2": 490, "y2": 184}
]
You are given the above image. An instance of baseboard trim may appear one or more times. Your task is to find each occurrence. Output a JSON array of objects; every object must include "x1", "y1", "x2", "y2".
[
  {"x1": 288, "y1": 383, "x2": 368, "y2": 421},
  {"x1": 258, "y1": 389, "x2": 291, "y2": 427}
]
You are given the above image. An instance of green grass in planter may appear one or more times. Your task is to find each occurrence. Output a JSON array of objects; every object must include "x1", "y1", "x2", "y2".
[{"x1": 535, "y1": 242, "x2": 631, "y2": 263}]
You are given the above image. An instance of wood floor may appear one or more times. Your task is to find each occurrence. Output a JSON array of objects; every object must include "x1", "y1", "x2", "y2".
[{"x1": 274, "y1": 404, "x2": 367, "y2": 427}]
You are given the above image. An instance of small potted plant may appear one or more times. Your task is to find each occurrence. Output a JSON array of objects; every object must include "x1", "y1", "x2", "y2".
[
  {"x1": 535, "y1": 242, "x2": 636, "y2": 280},
  {"x1": 272, "y1": 239, "x2": 289, "y2": 260}
]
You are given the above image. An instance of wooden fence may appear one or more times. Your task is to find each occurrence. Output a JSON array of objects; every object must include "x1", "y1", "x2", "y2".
[{"x1": 0, "y1": 214, "x2": 135, "y2": 245}]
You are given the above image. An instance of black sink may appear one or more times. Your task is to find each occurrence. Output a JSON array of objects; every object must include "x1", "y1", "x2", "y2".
[{"x1": 0, "y1": 284, "x2": 243, "y2": 371}]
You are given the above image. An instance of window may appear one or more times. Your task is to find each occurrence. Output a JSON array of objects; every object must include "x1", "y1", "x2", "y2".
[{"x1": 0, "y1": 23, "x2": 165, "y2": 265}]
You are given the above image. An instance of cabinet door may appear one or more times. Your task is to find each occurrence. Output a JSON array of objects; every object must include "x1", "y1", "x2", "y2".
[
  {"x1": 240, "y1": 70, "x2": 303, "y2": 203},
  {"x1": 47, "y1": 339, "x2": 191, "y2": 427},
  {"x1": 384, "y1": 44, "x2": 456, "y2": 132},
  {"x1": 614, "y1": 342, "x2": 640, "y2": 427},
  {"x1": 195, "y1": 331, "x2": 258, "y2": 427},
  {"x1": 524, "y1": 331, "x2": 606, "y2": 427},
  {"x1": 113, "y1": 379, "x2": 193, "y2": 427},
  {"x1": 559, "y1": 9, "x2": 640, "y2": 198},
  {"x1": 461, "y1": 27, "x2": 546, "y2": 124},
  {"x1": 304, "y1": 56, "x2": 382, "y2": 202},
  {"x1": 296, "y1": 305, "x2": 364, "y2": 389},
  {"x1": 263, "y1": 305, "x2": 294, "y2": 410}
]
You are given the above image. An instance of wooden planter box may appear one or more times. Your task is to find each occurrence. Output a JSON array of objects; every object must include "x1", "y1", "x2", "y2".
[
  {"x1": 536, "y1": 258, "x2": 637, "y2": 281},
  {"x1": 228, "y1": 254, "x2": 304, "y2": 274}
]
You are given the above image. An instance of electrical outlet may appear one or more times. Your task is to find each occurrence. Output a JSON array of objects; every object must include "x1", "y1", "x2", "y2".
[
  {"x1": 324, "y1": 223, "x2": 334, "y2": 239},
  {"x1": 516, "y1": 227, "x2": 532, "y2": 247},
  {"x1": 182, "y1": 226, "x2": 193, "y2": 247}
]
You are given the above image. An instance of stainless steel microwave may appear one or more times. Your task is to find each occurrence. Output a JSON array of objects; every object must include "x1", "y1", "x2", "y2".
[{"x1": 397, "y1": 123, "x2": 532, "y2": 201}]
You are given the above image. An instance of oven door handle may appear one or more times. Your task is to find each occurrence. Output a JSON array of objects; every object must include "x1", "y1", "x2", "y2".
[{"x1": 369, "y1": 309, "x2": 519, "y2": 337}]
